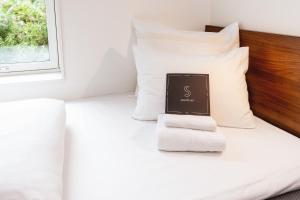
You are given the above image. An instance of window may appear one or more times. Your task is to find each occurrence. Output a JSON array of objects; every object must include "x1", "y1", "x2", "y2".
[{"x1": 0, "y1": 0, "x2": 62, "y2": 75}]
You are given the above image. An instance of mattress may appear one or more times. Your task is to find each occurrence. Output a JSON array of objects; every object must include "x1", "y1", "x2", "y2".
[{"x1": 64, "y1": 93, "x2": 300, "y2": 200}]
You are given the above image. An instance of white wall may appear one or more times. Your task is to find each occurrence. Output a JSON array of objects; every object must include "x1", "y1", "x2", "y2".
[
  {"x1": 3, "y1": 0, "x2": 300, "y2": 102},
  {"x1": 0, "y1": 0, "x2": 211, "y2": 102},
  {"x1": 210, "y1": 0, "x2": 300, "y2": 36}
]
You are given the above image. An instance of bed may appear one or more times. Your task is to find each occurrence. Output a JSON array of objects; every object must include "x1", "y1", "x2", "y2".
[
  {"x1": 63, "y1": 26, "x2": 300, "y2": 200},
  {"x1": 1, "y1": 25, "x2": 299, "y2": 199},
  {"x1": 63, "y1": 93, "x2": 300, "y2": 200}
]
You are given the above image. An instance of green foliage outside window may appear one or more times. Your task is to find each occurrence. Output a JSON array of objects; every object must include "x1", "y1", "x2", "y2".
[{"x1": 0, "y1": 0, "x2": 48, "y2": 47}]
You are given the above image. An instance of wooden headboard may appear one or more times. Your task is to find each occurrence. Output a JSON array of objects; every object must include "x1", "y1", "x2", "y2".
[{"x1": 206, "y1": 25, "x2": 300, "y2": 137}]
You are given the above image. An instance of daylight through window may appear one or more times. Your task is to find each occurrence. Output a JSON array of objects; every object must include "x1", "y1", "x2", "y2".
[{"x1": 0, "y1": 0, "x2": 61, "y2": 75}]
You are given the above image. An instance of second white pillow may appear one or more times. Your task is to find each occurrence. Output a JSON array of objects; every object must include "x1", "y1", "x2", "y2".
[
  {"x1": 133, "y1": 19, "x2": 240, "y2": 55},
  {"x1": 133, "y1": 46, "x2": 255, "y2": 129}
]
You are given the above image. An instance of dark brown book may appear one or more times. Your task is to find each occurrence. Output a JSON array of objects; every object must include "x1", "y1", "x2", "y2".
[{"x1": 165, "y1": 74, "x2": 210, "y2": 116}]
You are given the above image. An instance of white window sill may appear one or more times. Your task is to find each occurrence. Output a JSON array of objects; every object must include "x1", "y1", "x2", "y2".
[{"x1": 0, "y1": 72, "x2": 64, "y2": 85}]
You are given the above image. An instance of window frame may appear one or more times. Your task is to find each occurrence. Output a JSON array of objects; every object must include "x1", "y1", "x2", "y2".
[{"x1": 0, "y1": 0, "x2": 64, "y2": 77}]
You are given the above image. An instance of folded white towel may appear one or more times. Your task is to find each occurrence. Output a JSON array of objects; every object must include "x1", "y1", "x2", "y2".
[
  {"x1": 163, "y1": 114, "x2": 217, "y2": 131},
  {"x1": 157, "y1": 115, "x2": 226, "y2": 152}
]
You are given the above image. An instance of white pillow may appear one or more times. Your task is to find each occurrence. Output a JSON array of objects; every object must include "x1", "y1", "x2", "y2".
[
  {"x1": 133, "y1": 46, "x2": 255, "y2": 128},
  {"x1": 133, "y1": 19, "x2": 240, "y2": 55},
  {"x1": 0, "y1": 99, "x2": 65, "y2": 200}
]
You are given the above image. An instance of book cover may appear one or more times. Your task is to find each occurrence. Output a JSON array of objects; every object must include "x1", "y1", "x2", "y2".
[{"x1": 165, "y1": 74, "x2": 210, "y2": 116}]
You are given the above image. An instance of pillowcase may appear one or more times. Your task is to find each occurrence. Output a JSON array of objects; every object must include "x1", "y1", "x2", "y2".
[
  {"x1": 0, "y1": 99, "x2": 65, "y2": 200},
  {"x1": 133, "y1": 46, "x2": 255, "y2": 129},
  {"x1": 133, "y1": 19, "x2": 240, "y2": 55}
]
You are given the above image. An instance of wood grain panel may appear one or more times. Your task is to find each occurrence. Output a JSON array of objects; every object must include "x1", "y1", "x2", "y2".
[{"x1": 206, "y1": 25, "x2": 300, "y2": 137}]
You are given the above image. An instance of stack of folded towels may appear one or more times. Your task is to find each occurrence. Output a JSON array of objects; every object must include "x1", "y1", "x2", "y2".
[{"x1": 157, "y1": 114, "x2": 226, "y2": 152}]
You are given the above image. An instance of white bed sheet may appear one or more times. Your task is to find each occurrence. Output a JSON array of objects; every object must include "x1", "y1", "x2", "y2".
[{"x1": 64, "y1": 93, "x2": 300, "y2": 200}]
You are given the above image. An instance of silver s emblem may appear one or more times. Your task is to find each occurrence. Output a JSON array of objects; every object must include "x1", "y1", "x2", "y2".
[{"x1": 184, "y1": 86, "x2": 192, "y2": 98}]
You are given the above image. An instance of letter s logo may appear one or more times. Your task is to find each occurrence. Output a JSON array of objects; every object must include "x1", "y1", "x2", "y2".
[{"x1": 184, "y1": 86, "x2": 192, "y2": 98}]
